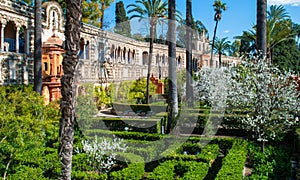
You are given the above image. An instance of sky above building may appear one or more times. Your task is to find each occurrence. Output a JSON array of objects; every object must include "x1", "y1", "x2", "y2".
[{"x1": 105, "y1": 0, "x2": 300, "y2": 42}]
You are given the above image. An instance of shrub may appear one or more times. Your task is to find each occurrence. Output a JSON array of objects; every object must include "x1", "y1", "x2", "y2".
[
  {"x1": 0, "y1": 85, "x2": 61, "y2": 179},
  {"x1": 75, "y1": 135, "x2": 127, "y2": 174},
  {"x1": 110, "y1": 153, "x2": 145, "y2": 180},
  {"x1": 146, "y1": 160, "x2": 176, "y2": 180},
  {"x1": 215, "y1": 140, "x2": 248, "y2": 180},
  {"x1": 247, "y1": 143, "x2": 291, "y2": 179}
]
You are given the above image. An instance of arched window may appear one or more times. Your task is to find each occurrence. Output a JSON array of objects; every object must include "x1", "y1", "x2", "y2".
[{"x1": 142, "y1": 51, "x2": 148, "y2": 65}]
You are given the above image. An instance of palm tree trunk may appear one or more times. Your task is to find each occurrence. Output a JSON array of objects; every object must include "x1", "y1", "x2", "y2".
[
  {"x1": 186, "y1": 0, "x2": 193, "y2": 107},
  {"x1": 167, "y1": 0, "x2": 178, "y2": 133},
  {"x1": 210, "y1": 20, "x2": 219, "y2": 68},
  {"x1": 219, "y1": 52, "x2": 222, "y2": 68},
  {"x1": 34, "y1": 0, "x2": 42, "y2": 95},
  {"x1": 59, "y1": 0, "x2": 82, "y2": 179},
  {"x1": 100, "y1": 0, "x2": 105, "y2": 29},
  {"x1": 146, "y1": 22, "x2": 155, "y2": 104},
  {"x1": 256, "y1": 0, "x2": 267, "y2": 55}
]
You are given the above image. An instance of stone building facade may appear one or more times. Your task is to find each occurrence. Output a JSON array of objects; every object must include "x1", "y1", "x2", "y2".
[{"x1": 0, "y1": 0, "x2": 240, "y2": 102}]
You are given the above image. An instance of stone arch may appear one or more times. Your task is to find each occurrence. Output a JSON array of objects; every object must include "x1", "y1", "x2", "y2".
[
  {"x1": 128, "y1": 48, "x2": 131, "y2": 64},
  {"x1": 110, "y1": 44, "x2": 115, "y2": 60},
  {"x1": 43, "y1": 1, "x2": 65, "y2": 32},
  {"x1": 123, "y1": 47, "x2": 126, "y2": 62},
  {"x1": 85, "y1": 40, "x2": 90, "y2": 60},
  {"x1": 18, "y1": 25, "x2": 28, "y2": 53},
  {"x1": 4, "y1": 21, "x2": 16, "y2": 52},
  {"x1": 162, "y1": 54, "x2": 166, "y2": 66},
  {"x1": 117, "y1": 46, "x2": 121, "y2": 58},
  {"x1": 132, "y1": 49, "x2": 136, "y2": 62},
  {"x1": 177, "y1": 56, "x2": 182, "y2": 65},
  {"x1": 156, "y1": 53, "x2": 160, "y2": 65},
  {"x1": 142, "y1": 51, "x2": 148, "y2": 65},
  {"x1": 79, "y1": 37, "x2": 85, "y2": 59}
]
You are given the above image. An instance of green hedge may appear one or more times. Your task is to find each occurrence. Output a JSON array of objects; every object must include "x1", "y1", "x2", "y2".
[
  {"x1": 147, "y1": 160, "x2": 209, "y2": 180},
  {"x1": 146, "y1": 160, "x2": 176, "y2": 180},
  {"x1": 85, "y1": 129, "x2": 164, "y2": 141},
  {"x1": 110, "y1": 153, "x2": 145, "y2": 180},
  {"x1": 112, "y1": 102, "x2": 167, "y2": 115},
  {"x1": 72, "y1": 171, "x2": 108, "y2": 180},
  {"x1": 197, "y1": 144, "x2": 220, "y2": 166},
  {"x1": 215, "y1": 139, "x2": 248, "y2": 180},
  {"x1": 83, "y1": 117, "x2": 163, "y2": 134},
  {"x1": 179, "y1": 161, "x2": 209, "y2": 180}
]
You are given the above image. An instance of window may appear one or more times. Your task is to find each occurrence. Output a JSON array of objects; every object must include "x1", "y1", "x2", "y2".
[{"x1": 44, "y1": 62, "x2": 48, "y2": 71}]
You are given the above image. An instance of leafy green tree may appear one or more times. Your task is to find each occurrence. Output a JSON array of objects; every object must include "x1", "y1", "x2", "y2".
[
  {"x1": 293, "y1": 23, "x2": 300, "y2": 47},
  {"x1": 228, "y1": 56, "x2": 300, "y2": 150},
  {"x1": 115, "y1": 1, "x2": 131, "y2": 37},
  {"x1": 0, "y1": 86, "x2": 60, "y2": 179},
  {"x1": 127, "y1": 0, "x2": 168, "y2": 104},
  {"x1": 94, "y1": 85, "x2": 112, "y2": 109},
  {"x1": 82, "y1": 0, "x2": 114, "y2": 28},
  {"x1": 212, "y1": 37, "x2": 230, "y2": 68},
  {"x1": 272, "y1": 39, "x2": 300, "y2": 73},
  {"x1": 129, "y1": 78, "x2": 155, "y2": 103},
  {"x1": 210, "y1": 0, "x2": 226, "y2": 68},
  {"x1": 82, "y1": 0, "x2": 102, "y2": 27}
]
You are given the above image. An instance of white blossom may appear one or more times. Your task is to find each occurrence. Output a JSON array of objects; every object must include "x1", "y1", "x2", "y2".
[{"x1": 78, "y1": 135, "x2": 127, "y2": 173}]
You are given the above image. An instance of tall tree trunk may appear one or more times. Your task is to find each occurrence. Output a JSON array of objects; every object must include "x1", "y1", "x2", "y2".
[
  {"x1": 59, "y1": 0, "x2": 82, "y2": 179},
  {"x1": 146, "y1": 22, "x2": 155, "y2": 104},
  {"x1": 186, "y1": 0, "x2": 193, "y2": 107},
  {"x1": 210, "y1": 20, "x2": 219, "y2": 68},
  {"x1": 100, "y1": 0, "x2": 105, "y2": 29},
  {"x1": 219, "y1": 52, "x2": 222, "y2": 68},
  {"x1": 167, "y1": 0, "x2": 178, "y2": 133},
  {"x1": 34, "y1": 0, "x2": 42, "y2": 95},
  {"x1": 256, "y1": 0, "x2": 267, "y2": 55}
]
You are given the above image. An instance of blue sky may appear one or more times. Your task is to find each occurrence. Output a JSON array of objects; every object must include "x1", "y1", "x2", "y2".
[{"x1": 105, "y1": 0, "x2": 300, "y2": 42}]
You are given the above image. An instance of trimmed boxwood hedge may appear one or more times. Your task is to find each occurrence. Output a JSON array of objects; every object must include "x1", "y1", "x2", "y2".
[
  {"x1": 85, "y1": 117, "x2": 163, "y2": 134},
  {"x1": 85, "y1": 129, "x2": 164, "y2": 141},
  {"x1": 146, "y1": 160, "x2": 209, "y2": 180},
  {"x1": 110, "y1": 153, "x2": 145, "y2": 180},
  {"x1": 112, "y1": 102, "x2": 167, "y2": 115},
  {"x1": 215, "y1": 139, "x2": 248, "y2": 180}
]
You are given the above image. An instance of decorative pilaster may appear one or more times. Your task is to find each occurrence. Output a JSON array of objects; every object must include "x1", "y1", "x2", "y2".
[
  {"x1": 1, "y1": 20, "x2": 7, "y2": 51},
  {"x1": 15, "y1": 25, "x2": 20, "y2": 53}
]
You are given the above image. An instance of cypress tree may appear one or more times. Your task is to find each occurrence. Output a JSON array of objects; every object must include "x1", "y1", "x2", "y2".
[{"x1": 115, "y1": 1, "x2": 131, "y2": 37}]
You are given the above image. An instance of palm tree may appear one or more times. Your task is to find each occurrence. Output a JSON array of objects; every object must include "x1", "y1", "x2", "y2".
[
  {"x1": 212, "y1": 37, "x2": 230, "y2": 68},
  {"x1": 228, "y1": 40, "x2": 241, "y2": 57},
  {"x1": 34, "y1": 0, "x2": 42, "y2": 95},
  {"x1": 167, "y1": 0, "x2": 178, "y2": 133},
  {"x1": 235, "y1": 29, "x2": 256, "y2": 54},
  {"x1": 127, "y1": 0, "x2": 168, "y2": 104},
  {"x1": 186, "y1": 0, "x2": 193, "y2": 107},
  {"x1": 256, "y1": 0, "x2": 267, "y2": 54},
  {"x1": 210, "y1": 0, "x2": 226, "y2": 68},
  {"x1": 59, "y1": 0, "x2": 82, "y2": 179},
  {"x1": 293, "y1": 23, "x2": 300, "y2": 47},
  {"x1": 235, "y1": 5, "x2": 294, "y2": 61}
]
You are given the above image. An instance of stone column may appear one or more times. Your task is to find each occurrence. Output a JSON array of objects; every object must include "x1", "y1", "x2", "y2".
[
  {"x1": 26, "y1": 29, "x2": 30, "y2": 54},
  {"x1": 1, "y1": 20, "x2": 7, "y2": 51},
  {"x1": 15, "y1": 26, "x2": 20, "y2": 53}
]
